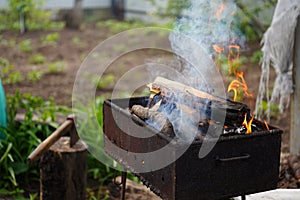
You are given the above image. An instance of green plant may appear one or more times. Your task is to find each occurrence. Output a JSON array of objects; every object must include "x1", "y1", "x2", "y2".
[
  {"x1": 27, "y1": 70, "x2": 44, "y2": 82},
  {"x1": 29, "y1": 53, "x2": 46, "y2": 64},
  {"x1": 71, "y1": 36, "x2": 86, "y2": 48},
  {"x1": 72, "y1": 36, "x2": 80, "y2": 45},
  {"x1": 0, "y1": 39, "x2": 17, "y2": 48},
  {"x1": 215, "y1": 54, "x2": 247, "y2": 76},
  {"x1": 41, "y1": 32, "x2": 60, "y2": 46},
  {"x1": 47, "y1": 61, "x2": 66, "y2": 74},
  {"x1": 0, "y1": 91, "x2": 69, "y2": 195},
  {"x1": 3, "y1": 72, "x2": 24, "y2": 85},
  {"x1": 0, "y1": 0, "x2": 64, "y2": 32},
  {"x1": 0, "y1": 57, "x2": 14, "y2": 78},
  {"x1": 0, "y1": 58, "x2": 24, "y2": 85},
  {"x1": 146, "y1": 0, "x2": 191, "y2": 18},
  {"x1": 260, "y1": 100, "x2": 280, "y2": 118},
  {"x1": 250, "y1": 50, "x2": 262, "y2": 64},
  {"x1": 92, "y1": 74, "x2": 115, "y2": 89},
  {"x1": 19, "y1": 39, "x2": 32, "y2": 53}
]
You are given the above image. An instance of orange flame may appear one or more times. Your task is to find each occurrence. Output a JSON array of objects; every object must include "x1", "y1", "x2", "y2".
[
  {"x1": 216, "y1": 5, "x2": 225, "y2": 20},
  {"x1": 264, "y1": 120, "x2": 270, "y2": 131},
  {"x1": 228, "y1": 45, "x2": 240, "y2": 64},
  {"x1": 228, "y1": 72, "x2": 252, "y2": 101},
  {"x1": 242, "y1": 114, "x2": 254, "y2": 134},
  {"x1": 213, "y1": 45, "x2": 224, "y2": 54}
]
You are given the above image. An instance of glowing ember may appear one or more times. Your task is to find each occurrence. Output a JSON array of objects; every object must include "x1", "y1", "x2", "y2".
[
  {"x1": 242, "y1": 114, "x2": 254, "y2": 134},
  {"x1": 228, "y1": 72, "x2": 252, "y2": 101},
  {"x1": 213, "y1": 44, "x2": 224, "y2": 54},
  {"x1": 264, "y1": 120, "x2": 270, "y2": 131}
]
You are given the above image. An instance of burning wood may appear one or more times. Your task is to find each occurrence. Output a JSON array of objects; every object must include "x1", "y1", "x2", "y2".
[
  {"x1": 129, "y1": 77, "x2": 270, "y2": 140},
  {"x1": 131, "y1": 105, "x2": 174, "y2": 136}
]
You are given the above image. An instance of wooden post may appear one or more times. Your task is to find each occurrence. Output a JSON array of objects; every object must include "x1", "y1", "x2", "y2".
[
  {"x1": 291, "y1": 16, "x2": 300, "y2": 155},
  {"x1": 39, "y1": 137, "x2": 87, "y2": 200}
]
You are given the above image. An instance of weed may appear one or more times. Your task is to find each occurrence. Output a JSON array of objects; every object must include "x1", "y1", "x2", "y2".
[
  {"x1": 41, "y1": 32, "x2": 60, "y2": 46},
  {"x1": 92, "y1": 74, "x2": 115, "y2": 89},
  {"x1": 29, "y1": 53, "x2": 46, "y2": 64},
  {"x1": 0, "y1": 58, "x2": 14, "y2": 78},
  {"x1": 47, "y1": 61, "x2": 66, "y2": 74},
  {"x1": 0, "y1": 91, "x2": 69, "y2": 194},
  {"x1": 215, "y1": 54, "x2": 247, "y2": 76},
  {"x1": 0, "y1": 38, "x2": 16, "y2": 48},
  {"x1": 72, "y1": 36, "x2": 80, "y2": 45},
  {"x1": 3, "y1": 72, "x2": 23, "y2": 85},
  {"x1": 19, "y1": 39, "x2": 32, "y2": 53},
  {"x1": 0, "y1": 0, "x2": 65, "y2": 32},
  {"x1": 71, "y1": 36, "x2": 86, "y2": 48},
  {"x1": 250, "y1": 50, "x2": 262, "y2": 64},
  {"x1": 27, "y1": 70, "x2": 44, "y2": 82},
  {"x1": 261, "y1": 100, "x2": 280, "y2": 118}
]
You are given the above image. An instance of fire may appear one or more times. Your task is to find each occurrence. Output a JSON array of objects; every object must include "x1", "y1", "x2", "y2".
[
  {"x1": 264, "y1": 120, "x2": 270, "y2": 131},
  {"x1": 216, "y1": 4, "x2": 225, "y2": 20},
  {"x1": 228, "y1": 45, "x2": 240, "y2": 65},
  {"x1": 228, "y1": 72, "x2": 252, "y2": 101},
  {"x1": 213, "y1": 45, "x2": 224, "y2": 54},
  {"x1": 242, "y1": 114, "x2": 254, "y2": 134}
]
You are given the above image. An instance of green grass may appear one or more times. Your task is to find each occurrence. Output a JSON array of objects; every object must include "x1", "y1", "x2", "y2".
[{"x1": 0, "y1": 92, "x2": 69, "y2": 196}]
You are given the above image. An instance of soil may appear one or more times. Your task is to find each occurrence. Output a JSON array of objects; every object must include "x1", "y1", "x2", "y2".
[{"x1": 1, "y1": 22, "x2": 299, "y2": 199}]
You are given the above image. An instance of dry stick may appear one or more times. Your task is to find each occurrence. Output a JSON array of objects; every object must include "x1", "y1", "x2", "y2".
[{"x1": 28, "y1": 119, "x2": 74, "y2": 162}]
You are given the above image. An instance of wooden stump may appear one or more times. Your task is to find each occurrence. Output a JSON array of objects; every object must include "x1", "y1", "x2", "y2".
[
  {"x1": 39, "y1": 137, "x2": 87, "y2": 200},
  {"x1": 65, "y1": 0, "x2": 83, "y2": 29}
]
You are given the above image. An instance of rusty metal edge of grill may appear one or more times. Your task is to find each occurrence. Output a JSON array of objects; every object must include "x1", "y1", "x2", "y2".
[{"x1": 105, "y1": 98, "x2": 282, "y2": 144}]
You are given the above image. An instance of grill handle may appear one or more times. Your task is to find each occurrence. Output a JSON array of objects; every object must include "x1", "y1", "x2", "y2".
[{"x1": 216, "y1": 154, "x2": 250, "y2": 162}]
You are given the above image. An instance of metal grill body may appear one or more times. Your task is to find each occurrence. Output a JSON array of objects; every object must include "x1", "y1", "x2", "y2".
[{"x1": 103, "y1": 97, "x2": 282, "y2": 200}]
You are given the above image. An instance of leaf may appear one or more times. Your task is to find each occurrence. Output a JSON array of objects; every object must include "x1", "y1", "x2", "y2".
[
  {"x1": 8, "y1": 167, "x2": 17, "y2": 186},
  {"x1": 0, "y1": 142, "x2": 12, "y2": 163},
  {"x1": 11, "y1": 162, "x2": 29, "y2": 175}
]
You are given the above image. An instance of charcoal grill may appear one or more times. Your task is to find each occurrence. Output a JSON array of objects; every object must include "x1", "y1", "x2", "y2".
[{"x1": 103, "y1": 97, "x2": 282, "y2": 200}]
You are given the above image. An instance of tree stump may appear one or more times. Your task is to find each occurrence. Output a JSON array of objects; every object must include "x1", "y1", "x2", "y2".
[
  {"x1": 65, "y1": 0, "x2": 83, "y2": 29},
  {"x1": 39, "y1": 137, "x2": 87, "y2": 200}
]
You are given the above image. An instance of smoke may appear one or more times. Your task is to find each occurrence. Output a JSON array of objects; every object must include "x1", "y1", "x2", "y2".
[
  {"x1": 170, "y1": 0, "x2": 243, "y2": 57},
  {"x1": 147, "y1": 0, "x2": 244, "y2": 142}
]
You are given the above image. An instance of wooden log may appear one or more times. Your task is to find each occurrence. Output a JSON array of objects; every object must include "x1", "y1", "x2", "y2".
[
  {"x1": 39, "y1": 137, "x2": 87, "y2": 200},
  {"x1": 148, "y1": 77, "x2": 250, "y2": 126},
  {"x1": 131, "y1": 105, "x2": 174, "y2": 135}
]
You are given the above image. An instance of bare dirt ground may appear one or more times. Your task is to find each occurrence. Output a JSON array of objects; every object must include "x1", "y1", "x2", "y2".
[{"x1": 1, "y1": 22, "x2": 299, "y2": 199}]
